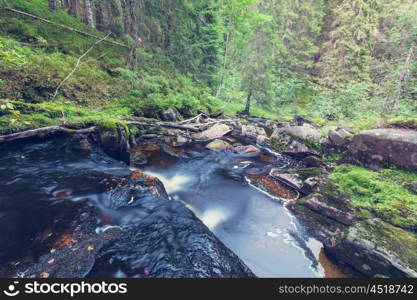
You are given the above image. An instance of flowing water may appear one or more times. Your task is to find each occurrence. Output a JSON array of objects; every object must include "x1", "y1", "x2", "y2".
[
  {"x1": 0, "y1": 136, "x2": 348, "y2": 277},
  {"x1": 142, "y1": 147, "x2": 325, "y2": 277}
]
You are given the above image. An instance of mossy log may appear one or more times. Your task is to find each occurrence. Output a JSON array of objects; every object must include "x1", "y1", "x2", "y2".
[{"x1": 0, "y1": 126, "x2": 98, "y2": 143}]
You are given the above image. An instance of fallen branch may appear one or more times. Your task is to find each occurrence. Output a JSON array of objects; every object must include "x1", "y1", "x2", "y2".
[
  {"x1": 0, "y1": 126, "x2": 98, "y2": 143},
  {"x1": 123, "y1": 119, "x2": 201, "y2": 132},
  {"x1": 0, "y1": 7, "x2": 127, "y2": 48},
  {"x1": 52, "y1": 32, "x2": 111, "y2": 100},
  {"x1": 179, "y1": 113, "x2": 206, "y2": 125}
]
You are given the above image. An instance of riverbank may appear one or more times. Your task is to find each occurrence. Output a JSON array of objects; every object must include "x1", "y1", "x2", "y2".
[{"x1": 1, "y1": 112, "x2": 416, "y2": 277}]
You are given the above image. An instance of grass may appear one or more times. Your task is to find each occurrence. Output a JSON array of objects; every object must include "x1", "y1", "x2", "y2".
[
  {"x1": 0, "y1": 100, "x2": 130, "y2": 134},
  {"x1": 331, "y1": 164, "x2": 417, "y2": 231}
]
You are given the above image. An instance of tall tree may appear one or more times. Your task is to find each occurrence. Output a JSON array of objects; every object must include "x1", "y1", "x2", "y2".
[
  {"x1": 84, "y1": 0, "x2": 94, "y2": 28},
  {"x1": 48, "y1": 0, "x2": 57, "y2": 11}
]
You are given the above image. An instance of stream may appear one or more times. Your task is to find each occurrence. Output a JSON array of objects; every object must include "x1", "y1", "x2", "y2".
[{"x1": 0, "y1": 135, "x2": 348, "y2": 278}]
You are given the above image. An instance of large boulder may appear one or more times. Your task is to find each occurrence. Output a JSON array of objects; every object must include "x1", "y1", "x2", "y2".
[
  {"x1": 328, "y1": 128, "x2": 351, "y2": 147},
  {"x1": 160, "y1": 107, "x2": 182, "y2": 122},
  {"x1": 194, "y1": 123, "x2": 232, "y2": 140},
  {"x1": 269, "y1": 124, "x2": 324, "y2": 155},
  {"x1": 273, "y1": 124, "x2": 323, "y2": 144},
  {"x1": 348, "y1": 128, "x2": 417, "y2": 170},
  {"x1": 290, "y1": 173, "x2": 417, "y2": 278},
  {"x1": 325, "y1": 221, "x2": 417, "y2": 278}
]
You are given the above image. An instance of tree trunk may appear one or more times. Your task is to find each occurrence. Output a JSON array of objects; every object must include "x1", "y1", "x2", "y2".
[
  {"x1": 216, "y1": 31, "x2": 231, "y2": 98},
  {"x1": 68, "y1": 0, "x2": 78, "y2": 17},
  {"x1": 61, "y1": 0, "x2": 69, "y2": 9},
  {"x1": 388, "y1": 45, "x2": 414, "y2": 113},
  {"x1": 48, "y1": 0, "x2": 57, "y2": 11},
  {"x1": 244, "y1": 90, "x2": 252, "y2": 116},
  {"x1": 95, "y1": 4, "x2": 104, "y2": 31},
  {"x1": 85, "y1": 0, "x2": 95, "y2": 28}
]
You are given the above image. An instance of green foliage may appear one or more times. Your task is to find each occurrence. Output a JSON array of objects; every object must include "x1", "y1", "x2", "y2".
[
  {"x1": 388, "y1": 117, "x2": 417, "y2": 130},
  {"x1": 331, "y1": 164, "x2": 417, "y2": 231}
]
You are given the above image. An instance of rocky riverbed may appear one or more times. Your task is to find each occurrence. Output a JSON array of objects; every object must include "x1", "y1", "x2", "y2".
[{"x1": 0, "y1": 113, "x2": 416, "y2": 278}]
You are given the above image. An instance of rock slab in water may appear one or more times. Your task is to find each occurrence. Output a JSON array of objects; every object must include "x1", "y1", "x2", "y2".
[
  {"x1": 348, "y1": 128, "x2": 417, "y2": 171},
  {"x1": 206, "y1": 139, "x2": 232, "y2": 151},
  {"x1": 194, "y1": 124, "x2": 231, "y2": 140}
]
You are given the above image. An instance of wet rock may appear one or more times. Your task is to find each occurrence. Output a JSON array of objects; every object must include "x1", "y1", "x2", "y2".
[
  {"x1": 348, "y1": 128, "x2": 417, "y2": 171},
  {"x1": 244, "y1": 164, "x2": 272, "y2": 176},
  {"x1": 328, "y1": 128, "x2": 351, "y2": 147},
  {"x1": 270, "y1": 171, "x2": 304, "y2": 191},
  {"x1": 160, "y1": 107, "x2": 182, "y2": 122},
  {"x1": 242, "y1": 125, "x2": 267, "y2": 138},
  {"x1": 89, "y1": 199, "x2": 256, "y2": 278},
  {"x1": 194, "y1": 123, "x2": 232, "y2": 140},
  {"x1": 206, "y1": 139, "x2": 232, "y2": 151},
  {"x1": 98, "y1": 127, "x2": 130, "y2": 163},
  {"x1": 269, "y1": 168, "x2": 321, "y2": 195},
  {"x1": 233, "y1": 145, "x2": 261, "y2": 157},
  {"x1": 130, "y1": 150, "x2": 148, "y2": 167},
  {"x1": 302, "y1": 155, "x2": 326, "y2": 168},
  {"x1": 300, "y1": 194, "x2": 354, "y2": 226}
]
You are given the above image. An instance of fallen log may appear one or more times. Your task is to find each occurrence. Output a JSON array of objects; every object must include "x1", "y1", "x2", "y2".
[
  {"x1": 123, "y1": 119, "x2": 201, "y2": 132},
  {"x1": 0, "y1": 126, "x2": 98, "y2": 143}
]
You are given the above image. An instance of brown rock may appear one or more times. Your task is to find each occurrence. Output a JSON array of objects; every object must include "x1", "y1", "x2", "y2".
[
  {"x1": 194, "y1": 123, "x2": 231, "y2": 140},
  {"x1": 233, "y1": 145, "x2": 261, "y2": 156},
  {"x1": 348, "y1": 128, "x2": 417, "y2": 171},
  {"x1": 206, "y1": 139, "x2": 232, "y2": 151},
  {"x1": 301, "y1": 194, "x2": 354, "y2": 226}
]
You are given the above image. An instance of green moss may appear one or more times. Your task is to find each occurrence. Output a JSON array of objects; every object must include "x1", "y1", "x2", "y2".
[
  {"x1": 331, "y1": 164, "x2": 417, "y2": 231},
  {"x1": 388, "y1": 117, "x2": 417, "y2": 130},
  {"x1": 356, "y1": 220, "x2": 417, "y2": 270},
  {"x1": 268, "y1": 138, "x2": 287, "y2": 151},
  {"x1": 293, "y1": 204, "x2": 348, "y2": 229}
]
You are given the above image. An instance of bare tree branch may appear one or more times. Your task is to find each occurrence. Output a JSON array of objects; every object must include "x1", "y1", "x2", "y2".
[{"x1": 52, "y1": 32, "x2": 111, "y2": 100}]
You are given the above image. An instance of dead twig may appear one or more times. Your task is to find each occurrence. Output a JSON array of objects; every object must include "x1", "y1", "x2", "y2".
[{"x1": 52, "y1": 33, "x2": 111, "y2": 100}]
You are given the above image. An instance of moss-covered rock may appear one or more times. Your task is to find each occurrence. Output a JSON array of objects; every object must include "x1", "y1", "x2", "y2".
[{"x1": 290, "y1": 164, "x2": 417, "y2": 277}]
